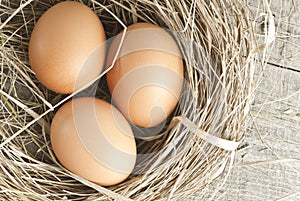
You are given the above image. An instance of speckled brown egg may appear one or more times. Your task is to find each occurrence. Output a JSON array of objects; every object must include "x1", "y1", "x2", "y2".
[{"x1": 29, "y1": 1, "x2": 106, "y2": 94}]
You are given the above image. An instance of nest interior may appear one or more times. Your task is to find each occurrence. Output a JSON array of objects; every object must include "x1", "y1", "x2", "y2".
[{"x1": 0, "y1": 0, "x2": 262, "y2": 200}]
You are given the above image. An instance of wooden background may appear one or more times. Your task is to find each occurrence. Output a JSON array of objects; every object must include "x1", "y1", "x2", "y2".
[{"x1": 218, "y1": 1, "x2": 300, "y2": 200}]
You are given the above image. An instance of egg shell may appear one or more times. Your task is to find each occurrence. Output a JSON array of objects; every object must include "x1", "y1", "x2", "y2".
[
  {"x1": 106, "y1": 23, "x2": 184, "y2": 128},
  {"x1": 50, "y1": 97, "x2": 136, "y2": 186},
  {"x1": 29, "y1": 1, "x2": 106, "y2": 94}
]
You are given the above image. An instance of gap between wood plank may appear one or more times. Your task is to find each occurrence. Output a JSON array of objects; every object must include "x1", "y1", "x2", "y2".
[{"x1": 267, "y1": 61, "x2": 300, "y2": 73}]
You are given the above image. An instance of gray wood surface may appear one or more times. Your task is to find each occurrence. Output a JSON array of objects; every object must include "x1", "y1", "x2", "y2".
[
  {"x1": 224, "y1": 65, "x2": 300, "y2": 200},
  {"x1": 221, "y1": 1, "x2": 300, "y2": 200},
  {"x1": 246, "y1": 0, "x2": 300, "y2": 71}
]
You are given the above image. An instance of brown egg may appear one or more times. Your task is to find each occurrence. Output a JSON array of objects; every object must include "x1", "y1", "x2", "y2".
[
  {"x1": 50, "y1": 97, "x2": 136, "y2": 186},
  {"x1": 106, "y1": 23, "x2": 184, "y2": 128},
  {"x1": 29, "y1": 1, "x2": 106, "y2": 94}
]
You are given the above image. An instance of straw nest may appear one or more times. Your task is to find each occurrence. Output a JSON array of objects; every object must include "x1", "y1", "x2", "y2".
[{"x1": 0, "y1": 0, "x2": 274, "y2": 200}]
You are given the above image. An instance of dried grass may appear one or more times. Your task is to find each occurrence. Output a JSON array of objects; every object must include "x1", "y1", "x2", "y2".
[{"x1": 0, "y1": 0, "x2": 274, "y2": 200}]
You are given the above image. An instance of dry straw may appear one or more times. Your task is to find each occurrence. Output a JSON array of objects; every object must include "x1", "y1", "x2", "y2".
[{"x1": 0, "y1": 0, "x2": 274, "y2": 200}]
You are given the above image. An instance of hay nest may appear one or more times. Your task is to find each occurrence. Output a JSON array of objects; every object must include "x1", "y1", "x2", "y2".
[{"x1": 0, "y1": 0, "x2": 274, "y2": 200}]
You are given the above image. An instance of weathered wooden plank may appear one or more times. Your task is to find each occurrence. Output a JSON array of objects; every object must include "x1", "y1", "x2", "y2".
[
  {"x1": 245, "y1": 0, "x2": 300, "y2": 71},
  {"x1": 222, "y1": 64, "x2": 300, "y2": 200},
  {"x1": 222, "y1": 2, "x2": 300, "y2": 199}
]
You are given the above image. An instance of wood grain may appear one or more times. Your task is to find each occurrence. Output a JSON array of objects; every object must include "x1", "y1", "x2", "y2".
[
  {"x1": 225, "y1": 64, "x2": 300, "y2": 200},
  {"x1": 246, "y1": 0, "x2": 300, "y2": 71},
  {"x1": 210, "y1": 1, "x2": 300, "y2": 200}
]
